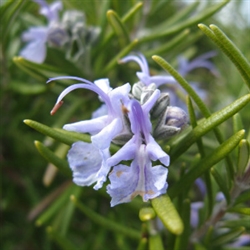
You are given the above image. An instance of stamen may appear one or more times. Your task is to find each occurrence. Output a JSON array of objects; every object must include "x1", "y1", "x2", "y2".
[
  {"x1": 121, "y1": 104, "x2": 129, "y2": 114},
  {"x1": 50, "y1": 101, "x2": 64, "y2": 115}
]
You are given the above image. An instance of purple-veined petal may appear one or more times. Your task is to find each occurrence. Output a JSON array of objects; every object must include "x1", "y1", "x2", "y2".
[
  {"x1": 93, "y1": 148, "x2": 111, "y2": 190},
  {"x1": 107, "y1": 137, "x2": 137, "y2": 167},
  {"x1": 109, "y1": 83, "x2": 131, "y2": 114},
  {"x1": 107, "y1": 163, "x2": 139, "y2": 206},
  {"x1": 142, "y1": 89, "x2": 160, "y2": 114},
  {"x1": 107, "y1": 145, "x2": 168, "y2": 206},
  {"x1": 142, "y1": 164, "x2": 168, "y2": 201},
  {"x1": 91, "y1": 118, "x2": 123, "y2": 149},
  {"x1": 147, "y1": 136, "x2": 170, "y2": 166},
  {"x1": 63, "y1": 116, "x2": 108, "y2": 134},
  {"x1": 67, "y1": 141, "x2": 102, "y2": 186},
  {"x1": 136, "y1": 72, "x2": 151, "y2": 85}
]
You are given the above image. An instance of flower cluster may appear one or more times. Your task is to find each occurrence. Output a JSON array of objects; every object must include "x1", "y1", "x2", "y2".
[
  {"x1": 49, "y1": 54, "x2": 192, "y2": 206},
  {"x1": 20, "y1": 0, "x2": 100, "y2": 64}
]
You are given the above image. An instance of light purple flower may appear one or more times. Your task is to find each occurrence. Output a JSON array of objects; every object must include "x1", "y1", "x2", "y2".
[
  {"x1": 49, "y1": 76, "x2": 131, "y2": 189},
  {"x1": 34, "y1": 0, "x2": 62, "y2": 22},
  {"x1": 177, "y1": 51, "x2": 219, "y2": 77},
  {"x1": 120, "y1": 53, "x2": 176, "y2": 87},
  {"x1": 107, "y1": 90, "x2": 169, "y2": 206},
  {"x1": 120, "y1": 53, "x2": 218, "y2": 109},
  {"x1": 20, "y1": 0, "x2": 63, "y2": 63},
  {"x1": 50, "y1": 77, "x2": 131, "y2": 150},
  {"x1": 228, "y1": 234, "x2": 250, "y2": 247},
  {"x1": 190, "y1": 202, "x2": 204, "y2": 228}
]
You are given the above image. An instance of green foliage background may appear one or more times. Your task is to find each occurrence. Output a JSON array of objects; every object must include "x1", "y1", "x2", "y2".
[{"x1": 1, "y1": 0, "x2": 249, "y2": 249}]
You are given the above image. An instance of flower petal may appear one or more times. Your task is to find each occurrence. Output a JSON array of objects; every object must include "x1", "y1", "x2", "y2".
[
  {"x1": 22, "y1": 27, "x2": 48, "y2": 42},
  {"x1": 107, "y1": 163, "x2": 139, "y2": 206},
  {"x1": 91, "y1": 104, "x2": 108, "y2": 119},
  {"x1": 94, "y1": 78, "x2": 112, "y2": 94},
  {"x1": 147, "y1": 136, "x2": 170, "y2": 166},
  {"x1": 20, "y1": 39, "x2": 47, "y2": 64},
  {"x1": 63, "y1": 116, "x2": 108, "y2": 135},
  {"x1": 67, "y1": 141, "x2": 102, "y2": 186},
  {"x1": 107, "y1": 150, "x2": 168, "y2": 206},
  {"x1": 93, "y1": 148, "x2": 111, "y2": 190},
  {"x1": 107, "y1": 137, "x2": 137, "y2": 167},
  {"x1": 91, "y1": 118, "x2": 123, "y2": 150}
]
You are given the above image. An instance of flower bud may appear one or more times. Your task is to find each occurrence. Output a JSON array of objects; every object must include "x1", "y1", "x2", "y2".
[
  {"x1": 165, "y1": 106, "x2": 188, "y2": 128},
  {"x1": 132, "y1": 82, "x2": 144, "y2": 100},
  {"x1": 151, "y1": 93, "x2": 170, "y2": 119},
  {"x1": 47, "y1": 24, "x2": 69, "y2": 47},
  {"x1": 112, "y1": 133, "x2": 133, "y2": 145},
  {"x1": 153, "y1": 106, "x2": 188, "y2": 140},
  {"x1": 140, "y1": 83, "x2": 156, "y2": 104}
]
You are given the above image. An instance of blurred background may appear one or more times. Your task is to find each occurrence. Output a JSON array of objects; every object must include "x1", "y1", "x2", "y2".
[{"x1": 1, "y1": 0, "x2": 249, "y2": 249}]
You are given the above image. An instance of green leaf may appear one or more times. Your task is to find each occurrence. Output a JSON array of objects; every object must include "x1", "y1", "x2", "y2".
[
  {"x1": 9, "y1": 80, "x2": 47, "y2": 95},
  {"x1": 153, "y1": 54, "x2": 237, "y2": 180},
  {"x1": 210, "y1": 167, "x2": 231, "y2": 204},
  {"x1": 227, "y1": 207, "x2": 250, "y2": 216},
  {"x1": 151, "y1": 194, "x2": 184, "y2": 235},
  {"x1": 210, "y1": 24, "x2": 250, "y2": 82},
  {"x1": 234, "y1": 190, "x2": 250, "y2": 205},
  {"x1": 149, "y1": 234, "x2": 164, "y2": 250},
  {"x1": 70, "y1": 195, "x2": 141, "y2": 239},
  {"x1": 153, "y1": 1, "x2": 200, "y2": 30},
  {"x1": 194, "y1": 243, "x2": 207, "y2": 250},
  {"x1": 152, "y1": 56, "x2": 234, "y2": 180},
  {"x1": 152, "y1": 55, "x2": 210, "y2": 117},
  {"x1": 198, "y1": 24, "x2": 250, "y2": 89},
  {"x1": 100, "y1": 39, "x2": 138, "y2": 75},
  {"x1": 222, "y1": 219, "x2": 250, "y2": 230},
  {"x1": 52, "y1": 186, "x2": 81, "y2": 236},
  {"x1": 35, "y1": 183, "x2": 75, "y2": 226},
  {"x1": 139, "y1": 0, "x2": 230, "y2": 43},
  {"x1": 137, "y1": 238, "x2": 147, "y2": 250},
  {"x1": 169, "y1": 95, "x2": 250, "y2": 162},
  {"x1": 212, "y1": 227, "x2": 245, "y2": 247},
  {"x1": 1, "y1": 0, "x2": 27, "y2": 47},
  {"x1": 187, "y1": 96, "x2": 213, "y2": 215},
  {"x1": 144, "y1": 29, "x2": 190, "y2": 57},
  {"x1": 46, "y1": 226, "x2": 78, "y2": 250},
  {"x1": 34, "y1": 141, "x2": 71, "y2": 177},
  {"x1": 107, "y1": 10, "x2": 130, "y2": 47},
  {"x1": 233, "y1": 113, "x2": 244, "y2": 134},
  {"x1": 237, "y1": 139, "x2": 250, "y2": 176},
  {"x1": 174, "y1": 199, "x2": 191, "y2": 250},
  {"x1": 96, "y1": 2, "x2": 142, "y2": 55},
  {"x1": 13, "y1": 57, "x2": 47, "y2": 82},
  {"x1": 187, "y1": 96, "x2": 205, "y2": 157},
  {"x1": 13, "y1": 56, "x2": 77, "y2": 81},
  {"x1": 24, "y1": 119, "x2": 91, "y2": 145},
  {"x1": 168, "y1": 130, "x2": 245, "y2": 199},
  {"x1": 204, "y1": 226, "x2": 214, "y2": 248}
]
